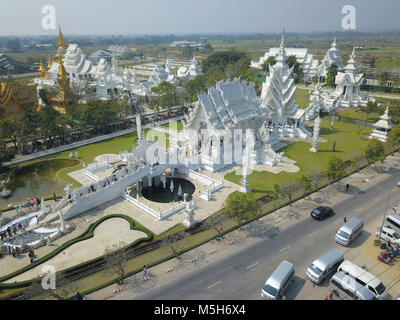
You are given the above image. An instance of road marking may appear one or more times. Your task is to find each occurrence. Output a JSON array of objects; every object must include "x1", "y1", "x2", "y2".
[
  {"x1": 307, "y1": 231, "x2": 319, "y2": 238},
  {"x1": 207, "y1": 280, "x2": 222, "y2": 289},
  {"x1": 279, "y1": 245, "x2": 290, "y2": 253},
  {"x1": 246, "y1": 262, "x2": 259, "y2": 270}
]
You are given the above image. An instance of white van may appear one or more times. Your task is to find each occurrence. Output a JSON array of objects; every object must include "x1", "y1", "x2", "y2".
[
  {"x1": 329, "y1": 271, "x2": 376, "y2": 300},
  {"x1": 335, "y1": 217, "x2": 363, "y2": 246},
  {"x1": 337, "y1": 260, "x2": 389, "y2": 300},
  {"x1": 261, "y1": 260, "x2": 295, "y2": 300},
  {"x1": 384, "y1": 214, "x2": 400, "y2": 235},
  {"x1": 306, "y1": 249, "x2": 344, "y2": 284}
]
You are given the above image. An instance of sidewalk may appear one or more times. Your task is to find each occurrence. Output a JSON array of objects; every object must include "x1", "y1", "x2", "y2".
[{"x1": 88, "y1": 152, "x2": 400, "y2": 300}]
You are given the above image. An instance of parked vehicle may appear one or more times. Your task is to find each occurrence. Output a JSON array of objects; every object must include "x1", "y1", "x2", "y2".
[
  {"x1": 384, "y1": 214, "x2": 400, "y2": 234},
  {"x1": 376, "y1": 226, "x2": 400, "y2": 245},
  {"x1": 261, "y1": 260, "x2": 295, "y2": 300},
  {"x1": 306, "y1": 249, "x2": 344, "y2": 284},
  {"x1": 337, "y1": 260, "x2": 389, "y2": 300},
  {"x1": 329, "y1": 271, "x2": 376, "y2": 300},
  {"x1": 335, "y1": 217, "x2": 363, "y2": 246},
  {"x1": 310, "y1": 206, "x2": 334, "y2": 221}
]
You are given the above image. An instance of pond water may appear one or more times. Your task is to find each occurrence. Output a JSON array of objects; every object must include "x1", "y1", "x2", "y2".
[
  {"x1": 0, "y1": 159, "x2": 80, "y2": 209},
  {"x1": 140, "y1": 177, "x2": 196, "y2": 203}
]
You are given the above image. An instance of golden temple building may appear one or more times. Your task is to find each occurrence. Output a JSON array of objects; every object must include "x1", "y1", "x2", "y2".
[{"x1": 0, "y1": 81, "x2": 38, "y2": 119}]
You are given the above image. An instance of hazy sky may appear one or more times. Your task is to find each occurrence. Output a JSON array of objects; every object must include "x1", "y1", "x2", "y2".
[{"x1": 0, "y1": 0, "x2": 399, "y2": 36}]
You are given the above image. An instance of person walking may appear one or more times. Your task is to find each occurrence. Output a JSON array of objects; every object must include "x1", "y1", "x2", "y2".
[
  {"x1": 393, "y1": 205, "x2": 397, "y2": 214},
  {"x1": 143, "y1": 265, "x2": 147, "y2": 280},
  {"x1": 344, "y1": 217, "x2": 347, "y2": 223}
]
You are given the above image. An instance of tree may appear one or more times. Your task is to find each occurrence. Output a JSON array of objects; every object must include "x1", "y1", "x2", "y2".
[
  {"x1": 222, "y1": 192, "x2": 258, "y2": 227},
  {"x1": 201, "y1": 51, "x2": 247, "y2": 73},
  {"x1": 325, "y1": 156, "x2": 346, "y2": 183},
  {"x1": 286, "y1": 55, "x2": 303, "y2": 83},
  {"x1": 364, "y1": 139, "x2": 385, "y2": 165},
  {"x1": 326, "y1": 64, "x2": 338, "y2": 87},
  {"x1": 388, "y1": 124, "x2": 400, "y2": 148},
  {"x1": 308, "y1": 165, "x2": 324, "y2": 191},
  {"x1": 104, "y1": 241, "x2": 128, "y2": 284},
  {"x1": 271, "y1": 183, "x2": 284, "y2": 214},
  {"x1": 261, "y1": 56, "x2": 277, "y2": 73},
  {"x1": 161, "y1": 233, "x2": 187, "y2": 260},
  {"x1": 70, "y1": 78, "x2": 93, "y2": 105},
  {"x1": 203, "y1": 214, "x2": 228, "y2": 237},
  {"x1": 150, "y1": 81, "x2": 179, "y2": 112},
  {"x1": 297, "y1": 173, "x2": 313, "y2": 197},
  {"x1": 182, "y1": 46, "x2": 194, "y2": 59},
  {"x1": 280, "y1": 181, "x2": 302, "y2": 207},
  {"x1": 24, "y1": 272, "x2": 80, "y2": 300},
  {"x1": 379, "y1": 72, "x2": 389, "y2": 87}
]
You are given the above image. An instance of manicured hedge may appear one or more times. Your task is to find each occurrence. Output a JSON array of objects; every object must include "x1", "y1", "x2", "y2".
[{"x1": 0, "y1": 214, "x2": 153, "y2": 288}]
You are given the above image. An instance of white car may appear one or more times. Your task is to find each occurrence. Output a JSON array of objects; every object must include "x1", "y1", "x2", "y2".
[{"x1": 375, "y1": 227, "x2": 400, "y2": 245}]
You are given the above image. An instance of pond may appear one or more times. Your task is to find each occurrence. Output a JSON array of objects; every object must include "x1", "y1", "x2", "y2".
[
  {"x1": 0, "y1": 159, "x2": 80, "y2": 209},
  {"x1": 140, "y1": 177, "x2": 196, "y2": 203}
]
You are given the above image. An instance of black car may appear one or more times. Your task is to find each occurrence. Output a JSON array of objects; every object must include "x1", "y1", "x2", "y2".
[{"x1": 310, "y1": 206, "x2": 334, "y2": 220}]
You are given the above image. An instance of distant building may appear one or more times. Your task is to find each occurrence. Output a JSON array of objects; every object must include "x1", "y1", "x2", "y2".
[
  {"x1": 107, "y1": 45, "x2": 131, "y2": 56},
  {"x1": 88, "y1": 49, "x2": 113, "y2": 63},
  {"x1": 0, "y1": 53, "x2": 34, "y2": 75},
  {"x1": 169, "y1": 41, "x2": 203, "y2": 49}
]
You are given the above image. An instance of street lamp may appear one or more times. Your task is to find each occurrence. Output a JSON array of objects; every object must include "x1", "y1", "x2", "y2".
[{"x1": 365, "y1": 179, "x2": 391, "y2": 243}]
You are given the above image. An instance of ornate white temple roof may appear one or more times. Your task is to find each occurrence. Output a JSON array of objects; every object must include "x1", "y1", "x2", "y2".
[
  {"x1": 63, "y1": 44, "x2": 94, "y2": 76},
  {"x1": 335, "y1": 47, "x2": 363, "y2": 86},
  {"x1": 373, "y1": 107, "x2": 395, "y2": 130},
  {"x1": 260, "y1": 31, "x2": 299, "y2": 124},
  {"x1": 187, "y1": 79, "x2": 260, "y2": 131},
  {"x1": 317, "y1": 38, "x2": 344, "y2": 78},
  {"x1": 177, "y1": 56, "x2": 203, "y2": 80}
]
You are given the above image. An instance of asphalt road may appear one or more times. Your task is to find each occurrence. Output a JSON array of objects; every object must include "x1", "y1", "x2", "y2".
[{"x1": 118, "y1": 171, "x2": 400, "y2": 300}]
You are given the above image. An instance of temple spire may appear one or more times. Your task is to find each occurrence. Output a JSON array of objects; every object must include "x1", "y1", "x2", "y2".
[
  {"x1": 39, "y1": 58, "x2": 47, "y2": 78},
  {"x1": 57, "y1": 25, "x2": 67, "y2": 49}
]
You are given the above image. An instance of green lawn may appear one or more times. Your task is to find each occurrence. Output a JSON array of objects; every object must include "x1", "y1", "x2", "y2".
[
  {"x1": 225, "y1": 119, "x2": 372, "y2": 199},
  {"x1": 337, "y1": 108, "x2": 380, "y2": 123},
  {"x1": 296, "y1": 88, "x2": 311, "y2": 109},
  {"x1": 162, "y1": 120, "x2": 183, "y2": 131}
]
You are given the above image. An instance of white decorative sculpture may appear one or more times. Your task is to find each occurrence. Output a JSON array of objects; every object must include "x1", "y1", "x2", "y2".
[
  {"x1": 58, "y1": 211, "x2": 65, "y2": 232},
  {"x1": 309, "y1": 115, "x2": 321, "y2": 153},
  {"x1": 136, "y1": 114, "x2": 142, "y2": 142},
  {"x1": 240, "y1": 149, "x2": 252, "y2": 193},
  {"x1": 170, "y1": 179, "x2": 174, "y2": 193},
  {"x1": 177, "y1": 184, "x2": 183, "y2": 197},
  {"x1": 183, "y1": 200, "x2": 196, "y2": 227}
]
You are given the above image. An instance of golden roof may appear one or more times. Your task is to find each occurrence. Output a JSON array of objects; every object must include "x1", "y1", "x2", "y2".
[{"x1": 47, "y1": 55, "x2": 52, "y2": 69}]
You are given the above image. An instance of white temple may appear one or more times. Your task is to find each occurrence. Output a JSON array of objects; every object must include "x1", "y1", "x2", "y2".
[
  {"x1": 369, "y1": 107, "x2": 395, "y2": 143},
  {"x1": 181, "y1": 31, "x2": 311, "y2": 172},
  {"x1": 316, "y1": 38, "x2": 344, "y2": 82},
  {"x1": 251, "y1": 43, "x2": 319, "y2": 82},
  {"x1": 177, "y1": 56, "x2": 204, "y2": 80}
]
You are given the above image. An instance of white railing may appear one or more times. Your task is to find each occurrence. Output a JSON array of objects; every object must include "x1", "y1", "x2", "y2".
[
  {"x1": 122, "y1": 192, "x2": 161, "y2": 220},
  {"x1": 82, "y1": 169, "x2": 100, "y2": 182}
]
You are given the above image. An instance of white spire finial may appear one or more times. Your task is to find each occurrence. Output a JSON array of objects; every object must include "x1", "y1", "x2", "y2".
[{"x1": 280, "y1": 28, "x2": 285, "y2": 48}]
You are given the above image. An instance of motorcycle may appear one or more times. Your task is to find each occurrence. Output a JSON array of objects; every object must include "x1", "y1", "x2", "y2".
[{"x1": 378, "y1": 254, "x2": 393, "y2": 265}]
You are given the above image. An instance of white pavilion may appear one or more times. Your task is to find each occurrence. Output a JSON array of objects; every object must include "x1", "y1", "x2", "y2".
[
  {"x1": 369, "y1": 107, "x2": 395, "y2": 143},
  {"x1": 251, "y1": 44, "x2": 319, "y2": 82},
  {"x1": 177, "y1": 56, "x2": 204, "y2": 80},
  {"x1": 316, "y1": 38, "x2": 344, "y2": 82}
]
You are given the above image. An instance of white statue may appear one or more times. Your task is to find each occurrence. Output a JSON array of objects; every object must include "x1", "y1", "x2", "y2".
[
  {"x1": 136, "y1": 114, "x2": 142, "y2": 142},
  {"x1": 177, "y1": 184, "x2": 183, "y2": 197},
  {"x1": 310, "y1": 115, "x2": 321, "y2": 153},
  {"x1": 170, "y1": 179, "x2": 174, "y2": 192}
]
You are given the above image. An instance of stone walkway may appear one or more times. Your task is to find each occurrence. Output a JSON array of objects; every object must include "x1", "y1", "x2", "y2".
[{"x1": 4, "y1": 218, "x2": 147, "y2": 283}]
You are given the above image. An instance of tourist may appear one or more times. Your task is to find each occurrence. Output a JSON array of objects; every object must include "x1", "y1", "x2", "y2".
[
  {"x1": 6, "y1": 227, "x2": 11, "y2": 236},
  {"x1": 30, "y1": 257, "x2": 34, "y2": 264},
  {"x1": 75, "y1": 292, "x2": 83, "y2": 300},
  {"x1": 36, "y1": 197, "x2": 40, "y2": 207},
  {"x1": 344, "y1": 217, "x2": 347, "y2": 223},
  {"x1": 15, "y1": 206, "x2": 19, "y2": 214},
  {"x1": 15, "y1": 247, "x2": 20, "y2": 255},
  {"x1": 53, "y1": 192, "x2": 57, "y2": 202},
  {"x1": 394, "y1": 205, "x2": 397, "y2": 214},
  {"x1": 143, "y1": 265, "x2": 147, "y2": 279},
  {"x1": 18, "y1": 223, "x2": 22, "y2": 230}
]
